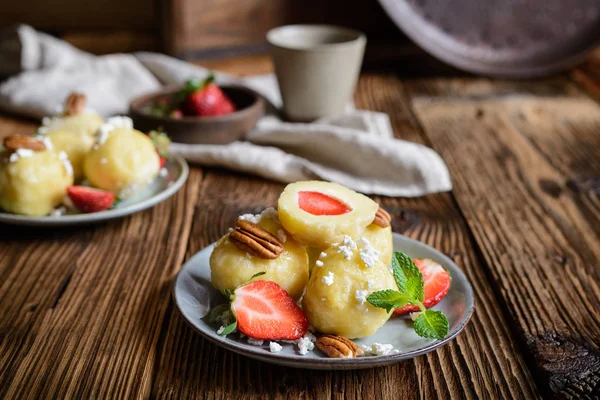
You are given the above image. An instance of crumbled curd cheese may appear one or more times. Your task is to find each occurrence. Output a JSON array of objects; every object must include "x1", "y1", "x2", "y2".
[
  {"x1": 357, "y1": 237, "x2": 380, "y2": 268},
  {"x1": 9, "y1": 148, "x2": 34, "y2": 163},
  {"x1": 366, "y1": 280, "x2": 373, "y2": 289},
  {"x1": 269, "y1": 342, "x2": 283, "y2": 353},
  {"x1": 49, "y1": 207, "x2": 67, "y2": 217},
  {"x1": 95, "y1": 116, "x2": 133, "y2": 145},
  {"x1": 355, "y1": 289, "x2": 369, "y2": 305},
  {"x1": 58, "y1": 151, "x2": 73, "y2": 176},
  {"x1": 321, "y1": 272, "x2": 334, "y2": 286},
  {"x1": 315, "y1": 260, "x2": 324, "y2": 268},
  {"x1": 216, "y1": 326, "x2": 226, "y2": 335},
  {"x1": 319, "y1": 251, "x2": 327, "y2": 259},
  {"x1": 159, "y1": 168, "x2": 168, "y2": 177},
  {"x1": 360, "y1": 343, "x2": 399, "y2": 356},
  {"x1": 296, "y1": 333, "x2": 316, "y2": 355},
  {"x1": 247, "y1": 337, "x2": 264, "y2": 346},
  {"x1": 238, "y1": 213, "x2": 261, "y2": 224},
  {"x1": 41, "y1": 137, "x2": 53, "y2": 150},
  {"x1": 410, "y1": 312, "x2": 421, "y2": 321}
]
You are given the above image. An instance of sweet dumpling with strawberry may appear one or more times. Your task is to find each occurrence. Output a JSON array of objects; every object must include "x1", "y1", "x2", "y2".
[
  {"x1": 83, "y1": 116, "x2": 160, "y2": 197},
  {"x1": 37, "y1": 92, "x2": 104, "y2": 181},
  {"x1": 0, "y1": 135, "x2": 73, "y2": 216},
  {"x1": 210, "y1": 208, "x2": 309, "y2": 301}
]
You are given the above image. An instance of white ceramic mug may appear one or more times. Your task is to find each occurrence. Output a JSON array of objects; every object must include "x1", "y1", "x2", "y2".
[{"x1": 267, "y1": 25, "x2": 366, "y2": 122}]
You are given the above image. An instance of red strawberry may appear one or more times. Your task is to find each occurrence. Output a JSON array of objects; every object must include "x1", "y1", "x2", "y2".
[
  {"x1": 67, "y1": 186, "x2": 115, "y2": 213},
  {"x1": 298, "y1": 191, "x2": 351, "y2": 216},
  {"x1": 184, "y1": 83, "x2": 236, "y2": 117},
  {"x1": 156, "y1": 150, "x2": 167, "y2": 168},
  {"x1": 394, "y1": 259, "x2": 451, "y2": 315},
  {"x1": 232, "y1": 280, "x2": 308, "y2": 340}
]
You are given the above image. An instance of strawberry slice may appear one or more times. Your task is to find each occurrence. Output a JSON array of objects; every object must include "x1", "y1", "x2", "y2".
[
  {"x1": 67, "y1": 186, "x2": 115, "y2": 213},
  {"x1": 394, "y1": 259, "x2": 451, "y2": 315},
  {"x1": 298, "y1": 191, "x2": 351, "y2": 216},
  {"x1": 232, "y1": 280, "x2": 308, "y2": 340}
]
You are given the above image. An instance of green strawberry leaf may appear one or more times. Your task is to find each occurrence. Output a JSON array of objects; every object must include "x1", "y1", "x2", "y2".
[
  {"x1": 367, "y1": 289, "x2": 411, "y2": 313},
  {"x1": 413, "y1": 310, "x2": 449, "y2": 340},
  {"x1": 219, "y1": 321, "x2": 237, "y2": 337},
  {"x1": 392, "y1": 252, "x2": 424, "y2": 302},
  {"x1": 202, "y1": 303, "x2": 230, "y2": 324}
]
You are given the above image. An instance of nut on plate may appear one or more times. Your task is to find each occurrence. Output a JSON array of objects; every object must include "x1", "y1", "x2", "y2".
[
  {"x1": 229, "y1": 220, "x2": 284, "y2": 259},
  {"x1": 64, "y1": 92, "x2": 87, "y2": 115},
  {"x1": 3, "y1": 135, "x2": 46, "y2": 153},
  {"x1": 372, "y1": 205, "x2": 392, "y2": 228},
  {"x1": 316, "y1": 334, "x2": 364, "y2": 358}
]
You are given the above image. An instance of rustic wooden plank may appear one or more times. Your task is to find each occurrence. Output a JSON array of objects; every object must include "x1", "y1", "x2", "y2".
[
  {"x1": 408, "y1": 78, "x2": 600, "y2": 399},
  {"x1": 0, "y1": 144, "x2": 202, "y2": 399},
  {"x1": 150, "y1": 74, "x2": 539, "y2": 399}
]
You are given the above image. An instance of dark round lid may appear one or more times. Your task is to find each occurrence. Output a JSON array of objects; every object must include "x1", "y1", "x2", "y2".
[{"x1": 377, "y1": 0, "x2": 600, "y2": 77}]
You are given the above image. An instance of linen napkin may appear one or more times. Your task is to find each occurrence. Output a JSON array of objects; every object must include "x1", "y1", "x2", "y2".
[{"x1": 0, "y1": 25, "x2": 452, "y2": 197}]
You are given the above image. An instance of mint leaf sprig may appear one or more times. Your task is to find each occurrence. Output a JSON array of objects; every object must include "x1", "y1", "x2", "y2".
[{"x1": 367, "y1": 252, "x2": 449, "y2": 340}]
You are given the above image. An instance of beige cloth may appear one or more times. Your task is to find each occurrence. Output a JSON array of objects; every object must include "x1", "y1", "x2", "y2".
[{"x1": 0, "y1": 25, "x2": 452, "y2": 196}]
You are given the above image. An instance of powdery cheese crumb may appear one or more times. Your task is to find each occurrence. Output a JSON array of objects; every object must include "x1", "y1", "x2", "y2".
[
  {"x1": 41, "y1": 137, "x2": 53, "y2": 150},
  {"x1": 359, "y1": 343, "x2": 398, "y2": 356},
  {"x1": 296, "y1": 332, "x2": 316, "y2": 355},
  {"x1": 216, "y1": 326, "x2": 226, "y2": 335},
  {"x1": 321, "y1": 271, "x2": 334, "y2": 286},
  {"x1": 315, "y1": 260, "x2": 324, "y2": 268},
  {"x1": 9, "y1": 148, "x2": 34, "y2": 163},
  {"x1": 247, "y1": 337, "x2": 264, "y2": 346},
  {"x1": 410, "y1": 312, "x2": 421, "y2": 321},
  {"x1": 357, "y1": 237, "x2": 380, "y2": 268},
  {"x1": 95, "y1": 116, "x2": 133, "y2": 145},
  {"x1": 355, "y1": 289, "x2": 369, "y2": 305},
  {"x1": 269, "y1": 342, "x2": 283, "y2": 353},
  {"x1": 366, "y1": 280, "x2": 374, "y2": 289},
  {"x1": 238, "y1": 213, "x2": 261, "y2": 224},
  {"x1": 58, "y1": 151, "x2": 73, "y2": 176},
  {"x1": 159, "y1": 168, "x2": 168, "y2": 177},
  {"x1": 319, "y1": 251, "x2": 327, "y2": 259}
]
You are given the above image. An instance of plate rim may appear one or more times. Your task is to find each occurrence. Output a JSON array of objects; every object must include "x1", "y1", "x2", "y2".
[
  {"x1": 173, "y1": 233, "x2": 475, "y2": 369},
  {"x1": 0, "y1": 155, "x2": 189, "y2": 226}
]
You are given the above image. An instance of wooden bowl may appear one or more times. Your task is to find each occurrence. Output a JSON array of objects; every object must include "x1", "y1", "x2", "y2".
[{"x1": 129, "y1": 85, "x2": 264, "y2": 144}]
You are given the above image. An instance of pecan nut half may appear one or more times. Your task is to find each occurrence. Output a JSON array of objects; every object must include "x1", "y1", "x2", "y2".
[
  {"x1": 64, "y1": 92, "x2": 87, "y2": 115},
  {"x1": 229, "y1": 220, "x2": 284, "y2": 259},
  {"x1": 3, "y1": 135, "x2": 46, "y2": 153},
  {"x1": 372, "y1": 205, "x2": 392, "y2": 228},
  {"x1": 316, "y1": 334, "x2": 364, "y2": 358}
]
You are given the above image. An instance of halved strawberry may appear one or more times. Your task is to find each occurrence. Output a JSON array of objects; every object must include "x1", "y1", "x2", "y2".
[
  {"x1": 67, "y1": 186, "x2": 115, "y2": 213},
  {"x1": 394, "y1": 259, "x2": 451, "y2": 315},
  {"x1": 298, "y1": 191, "x2": 351, "y2": 216},
  {"x1": 232, "y1": 280, "x2": 308, "y2": 340}
]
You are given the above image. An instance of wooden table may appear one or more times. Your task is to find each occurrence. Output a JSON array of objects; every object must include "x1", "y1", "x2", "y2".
[{"x1": 1, "y1": 52, "x2": 599, "y2": 400}]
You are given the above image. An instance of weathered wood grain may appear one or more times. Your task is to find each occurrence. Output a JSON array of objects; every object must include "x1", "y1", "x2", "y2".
[
  {"x1": 0, "y1": 161, "x2": 202, "y2": 398},
  {"x1": 408, "y1": 78, "x2": 600, "y2": 399},
  {"x1": 149, "y1": 74, "x2": 539, "y2": 400}
]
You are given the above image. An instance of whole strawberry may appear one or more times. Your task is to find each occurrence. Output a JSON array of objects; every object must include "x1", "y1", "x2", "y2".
[{"x1": 180, "y1": 75, "x2": 237, "y2": 117}]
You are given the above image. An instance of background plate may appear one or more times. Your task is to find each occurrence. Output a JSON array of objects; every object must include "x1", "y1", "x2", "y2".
[
  {"x1": 0, "y1": 156, "x2": 189, "y2": 227},
  {"x1": 173, "y1": 233, "x2": 475, "y2": 370}
]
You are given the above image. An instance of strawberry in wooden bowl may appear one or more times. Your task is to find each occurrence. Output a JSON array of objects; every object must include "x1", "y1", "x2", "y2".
[{"x1": 129, "y1": 74, "x2": 265, "y2": 145}]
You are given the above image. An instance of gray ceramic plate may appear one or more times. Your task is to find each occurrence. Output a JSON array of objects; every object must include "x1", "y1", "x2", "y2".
[
  {"x1": 0, "y1": 156, "x2": 189, "y2": 227},
  {"x1": 173, "y1": 233, "x2": 475, "y2": 369}
]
